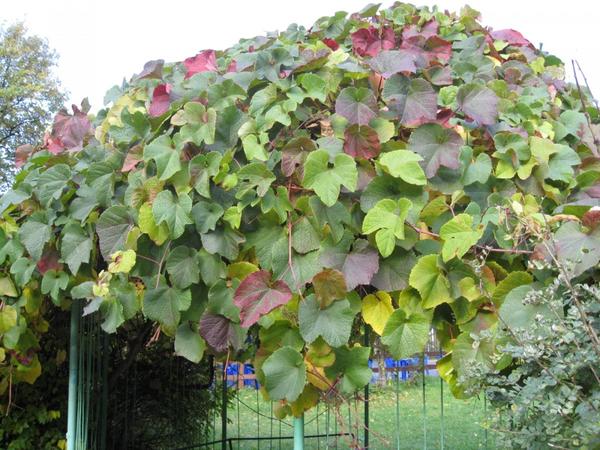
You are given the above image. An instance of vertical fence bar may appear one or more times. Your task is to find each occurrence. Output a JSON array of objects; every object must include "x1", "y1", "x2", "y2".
[
  {"x1": 422, "y1": 352, "x2": 427, "y2": 450},
  {"x1": 67, "y1": 301, "x2": 80, "y2": 450},
  {"x1": 293, "y1": 414, "x2": 304, "y2": 450},
  {"x1": 364, "y1": 326, "x2": 370, "y2": 449},
  {"x1": 221, "y1": 365, "x2": 228, "y2": 450},
  {"x1": 439, "y1": 350, "x2": 444, "y2": 450}
]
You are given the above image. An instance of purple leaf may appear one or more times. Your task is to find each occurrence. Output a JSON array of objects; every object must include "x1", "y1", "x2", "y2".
[
  {"x1": 199, "y1": 312, "x2": 244, "y2": 353},
  {"x1": 456, "y1": 83, "x2": 499, "y2": 126},
  {"x1": 233, "y1": 270, "x2": 293, "y2": 328},
  {"x1": 351, "y1": 26, "x2": 395, "y2": 57},
  {"x1": 382, "y1": 75, "x2": 437, "y2": 127},
  {"x1": 319, "y1": 239, "x2": 379, "y2": 290},
  {"x1": 343, "y1": 125, "x2": 381, "y2": 159},
  {"x1": 408, "y1": 123, "x2": 464, "y2": 178},
  {"x1": 367, "y1": 50, "x2": 416, "y2": 78},
  {"x1": 184, "y1": 50, "x2": 218, "y2": 78},
  {"x1": 335, "y1": 87, "x2": 378, "y2": 126},
  {"x1": 149, "y1": 84, "x2": 171, "y2": 117},
  {"x1": 136, "y1": 59, "x2": 164, "y2": 80}
]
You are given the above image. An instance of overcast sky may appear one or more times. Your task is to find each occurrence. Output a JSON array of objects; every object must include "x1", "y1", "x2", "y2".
[{"x1": 4, "y1": 0, "x2": 599, "y2": 112}]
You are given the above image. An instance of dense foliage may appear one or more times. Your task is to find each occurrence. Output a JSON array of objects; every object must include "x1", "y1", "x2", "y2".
[
  {"x1": 471, "y1": 279, "x2": 600, "y2": 449},
  {"x1": 0, "y1": 23, "x2": 66, "y2": 191},
  {"x1": 1, "y1": 1, "x2": 599, "y2": 424}
]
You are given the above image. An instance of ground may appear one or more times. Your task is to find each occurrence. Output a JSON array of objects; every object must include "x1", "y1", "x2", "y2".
[{"x1": 201, "y1": 377, "x2": 497, "y2": 449}]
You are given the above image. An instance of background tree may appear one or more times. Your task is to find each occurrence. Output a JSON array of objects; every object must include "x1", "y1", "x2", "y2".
[{"x1": 0, "y1": 22, "x2": 66, "y2": 191}]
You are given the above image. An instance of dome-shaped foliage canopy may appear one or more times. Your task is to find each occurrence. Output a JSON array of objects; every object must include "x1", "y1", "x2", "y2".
[{"x1": 1, "y1": 2, "x2": 599, "y2": 413}]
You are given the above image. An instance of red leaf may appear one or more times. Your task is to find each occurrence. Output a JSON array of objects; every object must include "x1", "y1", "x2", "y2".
[
  {"x1": 46, "y1": 105, "x2": 92, "y2": 153},
  {"x1": 148, "y1": 83, "x2": 171, "y2": 117},
  {"x1": 343, "y1": 125, "x2": 381, "y2": 159},
  {"x1": 15, "y1": 144, "x2": 34, "y2": 168},
  {"x1": 37, "y1": 250, "x2": 62, "y2": 274},
  {"x1": 491, "y1": 29, "x2": 531, "y2": 47},
  {"x1": 401, "y1": 20, "x2": 438, "y2": 41},
  {"x1": 351, "y1": 26, "x2": 395, "y2": 57},
  {"x1": 121, "y1": 145, "x2": 143, "y2": 172},
  {"x1": 582, "y1": 208, "x2": 600, "y2": 230},
  {"x1": 226, "y1": 60, "x2": 237, "y2": 73},
  {"x1": 184, "y1": 50, "x2": 218, "y2": 78},
  {"x1": 233, "y1": 270, "x2": 292, "y2": 328},
  {"x1": 322, "y1": 38, "x2": 339, "y2": 51}
]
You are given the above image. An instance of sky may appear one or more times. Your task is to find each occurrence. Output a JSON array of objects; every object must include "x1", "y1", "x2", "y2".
[{"x1": 3, "y1": 0, "x2": 599, "y2": 113}]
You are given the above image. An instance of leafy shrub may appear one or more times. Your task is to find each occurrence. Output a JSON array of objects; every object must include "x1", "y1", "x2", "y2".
[
  {"x1": 463, "y1": 279, "x2": 600, "y2": 449},
  {"x1": 0, "y1": 1, "x2": 599, "y2": 428}
]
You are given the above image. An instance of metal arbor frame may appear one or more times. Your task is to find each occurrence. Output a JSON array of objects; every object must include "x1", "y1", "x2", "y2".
[{"x1": 66, "y1": 314, "x2": 491, "y2": 450}]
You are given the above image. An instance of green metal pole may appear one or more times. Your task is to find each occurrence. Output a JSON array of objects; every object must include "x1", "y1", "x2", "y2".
[
  {"x1": 67, "y1": 301, "x2": 80, "y2": 450},
  {"x1": 293, "y1": 414, "x2": 304, "y2": 450}
]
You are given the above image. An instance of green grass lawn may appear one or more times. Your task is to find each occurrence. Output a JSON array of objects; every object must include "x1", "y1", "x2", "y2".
[{"x1": 202, "y1": 377, "x2": 498, "y2": 450}]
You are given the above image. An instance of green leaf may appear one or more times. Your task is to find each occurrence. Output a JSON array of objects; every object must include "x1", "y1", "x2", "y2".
[
  {"x1": 35, "y1": 164, "x2": 71, "y2": 207},
  {"x1": 298, "y1": 295, "x2": 354, "y2": 347},
  {"x1": 0, "y1": 305, "x2": 17, "y2": 333},
  {"x1": 192, "y1": 201, "x2": 224, "y2": 234},
  {"x1": 236, "y1": 162, "x2": 276, "y2": 198},
  {"x1": 499, "y1": 284, "x2": 555, "y2": 332},
  {"x1": 152, "y1": 191, "x2": 193, "y2": 239},
  {"x1": 61, "y1": 223, "x2": 92, "y2": 274},
  {"x1": 381, "y1": 308, "x2": 431, "y2": 359},
  {"x1": 439, "y1": 213, "x2": 483, "y2": 262},
  {"x1": 302, "y1": 150, "x2": 357, "y2": 206},
  {"x1": 171, "y1": 101, "x2": 216, "y2": 146},
  {"x1": 143, "y1": 135, "x2": 182, "y2": 180},
  {"x1": 409, "y1": 254, "x2": 452, "y2": 308},
  {"x1": 300, "y1": 73, "x2": 327, "y2": 102},
  {"x1": 325, "y1": 345, "x2": 372, "y2": 394},
  {"x1": 491, "y1": 271, "x2": 533, "y2": 307},
  {"x1": 189, "y1": 152, "x2": 221, "y2": 197},
  {"x1": 143, "y1": 286, "x2": 191, "y2": 333},
  {"x1": 0, "y1": 276, "x2": 18, "y2": 298},
  {"x1": 371, "y1": 250, "x2": 416, "y2": 292},
  {"x1": 96, "y1": 206, "x2": 134, "y2": 261},
  {"x1": 9, "y1": 257, "x2": 36, "y2": 286},
  {"x1": 362, "y1": 291, "x2": 394, "y2": 335},
  {"x1": 362, "y1": 198, "x2": 412, "y2": 257},
  {"x1": 201, "y1": 226, "x2": 245, "y2": 260},
  {"x1": 461, "y1": 148, "x2": 492, "y2": 185},
  {"x1": 175, "y1": 322, "x2": 206, "y2": 363},
  {"x1": 379, "y1": 150, "x2": 426, "y2": 185},
  {"x1": 166, "y1": 246, "x2": 200, "y2": 289},
  {"x1": 262, "y1": 346, "x2": 306, "y2": 402},
  {"x1": 41, "y1": 270, "x2": 69, "y2": 303},
  {"x1": 241, "y1": 134, "x2": 268, "y2": 161},
  {"x1": 18, "y1": 214, "x2": 51, "y2": 261},
  {"x1": 100, "y1": 298, "x2": 125, "y2": 333},
  {"x1": 292, "y1": 217, "x2": 320, "y2": 254}
]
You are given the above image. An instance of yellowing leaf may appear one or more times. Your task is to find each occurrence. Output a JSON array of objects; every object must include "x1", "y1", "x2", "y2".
[
  {"x1": 108, "y1": 249, "x2": 137, "y2": 274},
  {"x1": 362, "y1": 291, "x2": 394, "y2": 335}
]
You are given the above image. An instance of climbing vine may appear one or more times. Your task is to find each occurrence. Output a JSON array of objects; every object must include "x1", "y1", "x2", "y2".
[{"x1": 1, "y1": 2, "x2": 599, "y2": 419}]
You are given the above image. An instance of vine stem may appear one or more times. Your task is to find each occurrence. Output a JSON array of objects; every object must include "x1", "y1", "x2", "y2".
[
  {"x1": 404, "y1": 222, "x2": 533, "y2": 255},
  {"x1": 571, "y1": 59, "x2": 599, "y2": 156}
]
